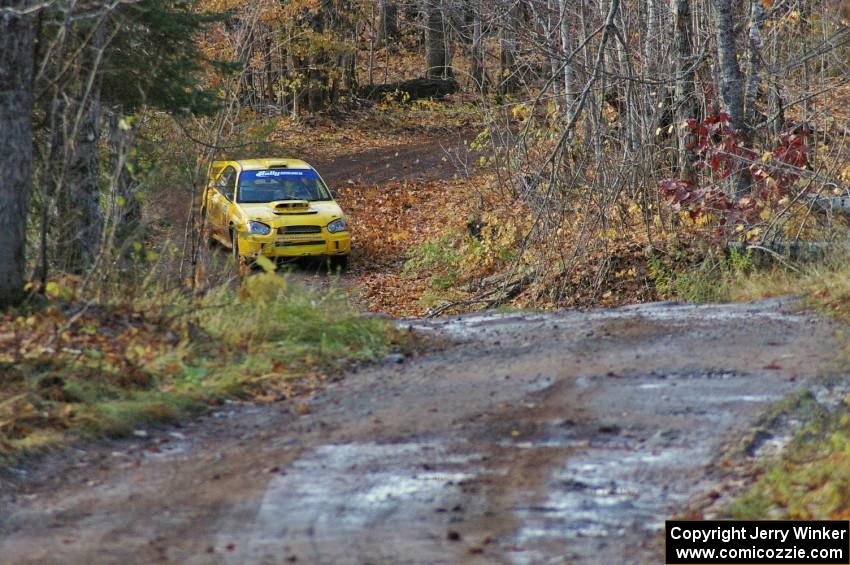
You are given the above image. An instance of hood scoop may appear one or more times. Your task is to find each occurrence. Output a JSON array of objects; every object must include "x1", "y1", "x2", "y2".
[{"x1": 272, "y1": 200, "x2": 316, "y2": 215}]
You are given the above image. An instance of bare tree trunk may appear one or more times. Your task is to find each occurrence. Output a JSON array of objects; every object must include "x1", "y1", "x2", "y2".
[
  {"x1": 0, "y1": 0, "x2": 36, "y2": 306},
  {"x1": 264, "y1": 28, "x2": 276, "y2": 104},
  {"x1": 342, "y1": 32, "x2": 357, "y2": 96},
  {"x1": 644, "y1": 0, "x2": 659, "y2": 73},
  {"x1": 470, "y1": 8, "x2": 486, "y2": 92},
  {"x1": 711, "y1": 0, "x2": 745, "y2": 132},
  {"x1": 744, "y1": 0, "x2": 764, "y2": 127},
  {"x1": 441, "y1": 0, "x2": 453, "y2": 77},
  {"x1": 673, "y1": 0, "x2": 697, "y2": 180},
  {"x1": 379, "y1": 0, "x2": 398, "y2": 42},
  {"x1": 61, "y1": 81, "x2": 104, "y2": 273},
  {"x1": 368, "y1": 3, "x2": 375, "y2": 86},
  {"x1": 307, "y1": 0, "x2": 329, "y2": 112},
  {"x1": 798, "y1": 0, "x2": 810, "y2": 129},
  {"x1": 641, "y1": 0, "x2": 661, "y2": 138},
  {"x1": 425, "y1": 0, "x2": 451, "y2": 78},
  {"x1": 237, "y1": 26, "x2": 255, "y2": 109},
  {"x1": 541, "y1": 0, "x2": 562, "y2": 109},
  {"x1": 711, "y1": 0, "x2": 749, "y2": 195},
  {"x1": 766, "y1": 7, "x2": 783, "y2": 139},
  {"x1": 558, "y1": 0, "x2": 576, "y2": 114},
  {"x1": 287, "y1": 27, "x2": 305, "y2": 117},
  {"x1": 499, "y1": 3, "x2": 519, "y2": 94},
  {"x1": 107, "y1": 109, "x2": 140, "y2": 249},
  {"x1": 277, "y1": 41, "x2": 288, "y2": 109},
  {"x1": 613, "y1": 11, "x2": 639, "y2": 151},
  {"x1": 59, "y1": 23, "x2": 106, "y2": 274},
  {"x1": 39, "y1": 0, "x2": 74, "y2": 289}
]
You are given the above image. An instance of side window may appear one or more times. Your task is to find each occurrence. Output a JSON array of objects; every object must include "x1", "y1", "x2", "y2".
[{"x1": 217, "y1": 167, "x2": 236, "y2": 201}]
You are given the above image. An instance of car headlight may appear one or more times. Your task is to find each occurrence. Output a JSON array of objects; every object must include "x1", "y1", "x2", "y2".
[
  {"x1": 247, "y1": 220, "x2": 271, "y2": 235},
  {"x1": 327, "y1": 218, "x2": 346, "y2": 233}
]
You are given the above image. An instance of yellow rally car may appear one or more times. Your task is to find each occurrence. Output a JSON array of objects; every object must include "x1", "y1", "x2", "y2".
[{"x1": 202, "y1": 158, "x2": 350, "y2": 268}]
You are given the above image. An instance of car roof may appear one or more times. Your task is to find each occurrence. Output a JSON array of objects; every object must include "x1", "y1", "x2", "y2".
[{"x1": 233, "y1": 158, "x2": 313, "y2": 171}]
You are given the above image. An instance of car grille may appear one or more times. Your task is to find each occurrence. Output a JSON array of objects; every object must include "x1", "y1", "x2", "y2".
[
  {"x1": 278, "y1": 240, "x2": 325, "y2": 247},
  {"x1": 279, "y1": 225, "x2": 322, "y2": 235}
]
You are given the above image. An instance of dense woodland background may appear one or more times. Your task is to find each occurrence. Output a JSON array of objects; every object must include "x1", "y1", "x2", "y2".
[{"x1": 0, "y1": 0, "x2": 849, "y2": 310}]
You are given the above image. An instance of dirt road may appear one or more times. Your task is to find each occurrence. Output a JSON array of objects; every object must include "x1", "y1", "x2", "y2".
[
  {"x1": 313, "y1": 133, "x2": 473, "y2": 186},
  {"x1": 0, "y1": 299, "x2": 841, "y2": 564}
]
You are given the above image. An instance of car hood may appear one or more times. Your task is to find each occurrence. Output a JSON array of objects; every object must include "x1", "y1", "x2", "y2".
[{"x1": 238, "y1": 201, "x2": 344, "y2": 224}]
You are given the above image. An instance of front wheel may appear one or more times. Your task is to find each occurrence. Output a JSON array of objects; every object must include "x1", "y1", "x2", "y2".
[
  {"x1": 230, "y1": 230, "x2": 251, "y2": 274},
  {"x1": 328, "y1": 255, "x2": 349, "y2": 273},
  {"x1": 230, "y1": 229, "x2": 240, "y2": 259}
]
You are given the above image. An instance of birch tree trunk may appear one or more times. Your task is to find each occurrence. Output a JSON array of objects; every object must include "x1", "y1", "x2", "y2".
[
  {"x1": 642, "y1": 0, "x2": 660, "y2": 136},
  {"x1": 543, "y1": 0, "x2": 562, "y2": 107},
  {"x1": 644, "y1": 0, "x2": 659, "y2": 74},
  {"x1": 744, "y1": 0, "x2": 764, "y2": 127},
  {"x1": 711, "y1": 0, "x2": 749, "y2": 195},
  {"x1": 672, "y1": 0, "x2": 697, "y2": 180},
  {"x1": 0, "y1": 1, "x2": 36, "y2": 306},
  {"x1": 711, "y1": 0, "x2": 745, "y2": 132},
  {"x1": 558, "y1": 0, "x2": 576, "y2": 114}
]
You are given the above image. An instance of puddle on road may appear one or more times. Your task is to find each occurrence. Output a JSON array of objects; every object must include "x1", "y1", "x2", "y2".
[
  {"x1": 638, "y1": 382, "x2": 668, "y2": 389},
  {"x1": 404, "y1": 299, "x2": 808, "y2": 341},
  {"x1": 221, "y1": 441, "x2": 478, "y2": 564},
  {"x1": 512, "y1": 444, "x2": 707, "y2": 565},
  {"x1": 507, "y1": 365, "x2": 802, "y2": 564},
  {"x1": 608, "y1": 300, "x2": 807, "y2": 323},
  {"x1": 402, "y1": 312, "x2": 552, "y2": 339}
]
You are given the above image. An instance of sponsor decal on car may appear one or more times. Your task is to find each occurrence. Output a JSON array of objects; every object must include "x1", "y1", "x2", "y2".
[{"x1": 251, "y1": 169, "x2": 319, "y2": 178}]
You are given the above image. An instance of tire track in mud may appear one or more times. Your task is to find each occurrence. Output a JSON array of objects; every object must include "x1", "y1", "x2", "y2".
[{"x1": 0, "y1": 299, "x2": 843, "y2": 564}]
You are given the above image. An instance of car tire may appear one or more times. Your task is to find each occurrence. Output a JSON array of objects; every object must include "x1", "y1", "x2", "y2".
[
  {"x1": 329, "y1": 255, "x2": 349, "y2": 273},
  {"x1": 231, "y1": 229, "x2": 251, "y2": 274},
  {"x1": 231, "y1": 229, "x2": 240, "y2": 260}
]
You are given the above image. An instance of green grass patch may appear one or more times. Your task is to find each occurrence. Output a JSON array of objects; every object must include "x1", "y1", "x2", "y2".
[
  {"x1": 727, "y1": 391, "x2": 850, "y2": 520},
  {"x1": 648, "y1": 246, "x2": 754, "y2": 303},
  {"x1": 0, "y1": 271, "x2": 397, "y2": 465},
  {"x1": 403, "y1": 233, "x2": 466, "y2": 290},
  {"x1": 728, "y1": 250, "x2": 850, "y2": 325}
]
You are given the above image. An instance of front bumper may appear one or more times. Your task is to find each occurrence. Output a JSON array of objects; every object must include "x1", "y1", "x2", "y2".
[{"x1": 237, "y1": 230, "x2": 351, "y2": 258}]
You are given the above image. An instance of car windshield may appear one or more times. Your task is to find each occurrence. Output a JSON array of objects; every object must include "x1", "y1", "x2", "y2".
[{"x1": 237, "y1": 169, "x2": 332, "y2": 203}]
